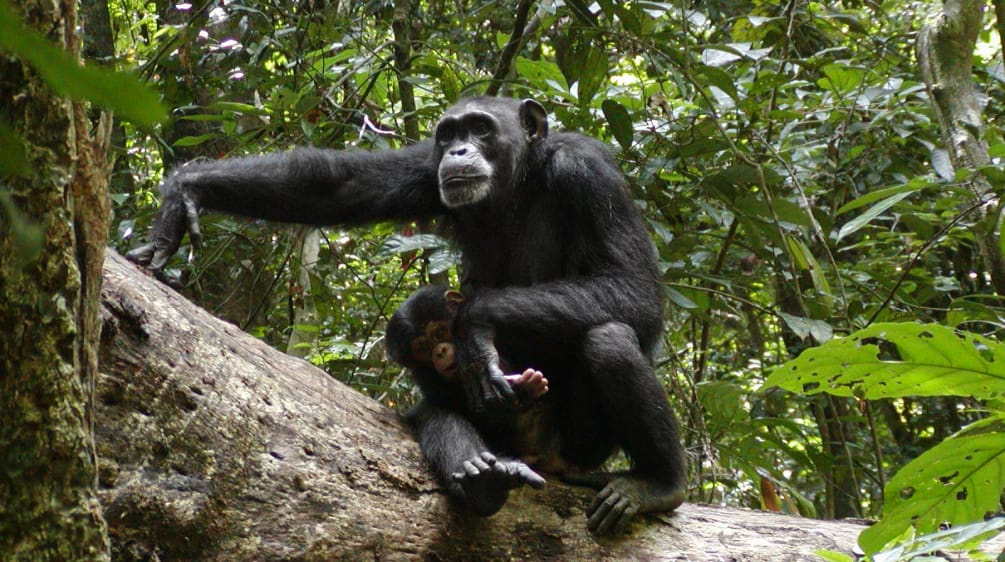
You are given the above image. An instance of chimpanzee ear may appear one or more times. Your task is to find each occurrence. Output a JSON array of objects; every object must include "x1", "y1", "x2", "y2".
[
  {"x1": 520, "y1": 99, "x2": 548, "y2": 143},
  {"x1": 444, "y1": 290, "x2": 465, "y2": 314}
]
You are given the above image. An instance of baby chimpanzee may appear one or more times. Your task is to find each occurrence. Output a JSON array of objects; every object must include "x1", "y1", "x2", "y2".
[{"x1": 386, "y1": 287, "x2": 567, "y2": 478}]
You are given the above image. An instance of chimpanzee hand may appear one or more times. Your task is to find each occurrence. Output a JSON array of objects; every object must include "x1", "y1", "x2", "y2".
[
  {"x1": 451, "y1": 451, "x2": 546, "y2": 516},
  {"x1": 563, "y1": 472, "x2": 685, "y2": 535},
  {"x1": 125, "y1": 176, "x2": 202, "y2": 271},
  {"x1": 472, "y1": 364, "x2": 517, "y2": 412}
]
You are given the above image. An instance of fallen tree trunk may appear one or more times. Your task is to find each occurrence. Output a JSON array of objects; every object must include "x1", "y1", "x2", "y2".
[{"x1": 98, "y1": 249, "x2": 865, "y2": 560}]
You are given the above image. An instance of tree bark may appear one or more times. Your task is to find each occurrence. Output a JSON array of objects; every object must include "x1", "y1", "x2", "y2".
[
  {"x1": 96, "y1": 250, "x2": 882, "y2": 560},
  {"x1": 0, "y1": 0, "x2": 112, "y2": 558},
  {"x1": 286, "y1": 227, "x2": 322, "y2": 358},
  {"x1": 917, "y1": 0, "x2": 1005, "y2": 294}
]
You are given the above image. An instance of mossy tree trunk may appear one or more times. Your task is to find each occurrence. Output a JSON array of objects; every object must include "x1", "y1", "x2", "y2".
[
  {"x1": 0, "y1": 0, "x2": 113, "y2": 558},
  {"x1": 917, "y1": 0, "x2": 1005, "y2": 294}
]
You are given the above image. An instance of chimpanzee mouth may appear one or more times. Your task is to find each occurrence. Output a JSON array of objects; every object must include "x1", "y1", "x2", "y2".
[
  {"x1": 440, "y1": 362, "x2": 458, "y2": 380},
  {"x1": 441, "y1": 175, "x2": 488, "y2": 187},
  {"x1": 439, "y1": 175, "x2": 491, "y2": 208}
]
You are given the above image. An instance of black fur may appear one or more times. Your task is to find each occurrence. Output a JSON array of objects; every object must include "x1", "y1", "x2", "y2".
[{"x1": 128, "y1": 97, "x2": 687, "y2": 533}]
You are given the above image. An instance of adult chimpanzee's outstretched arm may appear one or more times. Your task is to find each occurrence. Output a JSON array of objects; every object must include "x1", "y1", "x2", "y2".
[{"x1": 127, "y1": 142, "x2": 442, "y2": 270}]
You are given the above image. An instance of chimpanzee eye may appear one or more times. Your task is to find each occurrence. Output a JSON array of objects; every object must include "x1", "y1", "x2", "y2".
[
  {"x1": 431, "y1": 323, "x2": 451, "y2": 342},
  {"x1": 436, "y1": 124, "x2": 456, "y2": 145},
  {"x1": 469, "y1": 119, "x2": 491, "y2": 137},
  {"x1": 426, "y1": 320, "x2": 451, "y2": 342},
  {"x1": 410, "y1": 337, "x2": 433, "y2": 362}
]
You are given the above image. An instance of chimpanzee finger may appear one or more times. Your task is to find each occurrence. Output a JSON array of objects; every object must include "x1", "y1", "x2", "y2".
[
  {"x1": 183, "y1": 193, "x2": 202, "y2": 250},
  {"x1": 125, "y1": 243, "x2": 156, "y2": 266},
  {"x1": 514, "y1": 464, "x2": 546, "y2": 489},
  {"x1": 588, "y1": 488, "x2": 622, "y2": 534},
  {"x1": 588, "y1": 483, "x2": 614, "y2": 518},
  {"x1": 589, "y1": 494, "x2": 634, "y2": 535},
  {"x1": 477, "y1": 451, "x2": 498, "y2": 467},
  {"x1": 456, "y1": 460, "x2": 481, "y2": 479},
  {"x1": 485, "y1": 372, "x2": 515, "y2": 402},
  {"x1": 149, "y1": 243, "x2": 177, "y2": 271}
]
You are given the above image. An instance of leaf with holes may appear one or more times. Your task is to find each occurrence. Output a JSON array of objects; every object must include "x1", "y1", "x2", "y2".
[
  {"x1": 764, "y1": 323, "x2": 1005, "y2": 400},
  {"x1": 858, "y1": 431, "x2": 1005, "y2": 553}
]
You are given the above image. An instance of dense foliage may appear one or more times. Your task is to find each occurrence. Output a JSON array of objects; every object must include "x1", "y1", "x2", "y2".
[{"x1": 54, "y1": 0, "x2": 1005, "y2": 556}]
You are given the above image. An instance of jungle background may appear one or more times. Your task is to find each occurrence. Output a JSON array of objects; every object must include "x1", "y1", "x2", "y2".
[{"x1": 4, "y1": 0, "x2": 1005, "y2": 559}]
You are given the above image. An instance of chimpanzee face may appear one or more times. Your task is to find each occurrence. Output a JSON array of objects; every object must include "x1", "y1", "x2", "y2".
[
  {"x1": 434, "y1": 109, "x2": 500, "y2": 208},
  {"x1": 433, "y1": 98, "x2": 548, "y2": 209},
  {"x1": 409, "y1": 319, "x2": 458, "y2": 380}
]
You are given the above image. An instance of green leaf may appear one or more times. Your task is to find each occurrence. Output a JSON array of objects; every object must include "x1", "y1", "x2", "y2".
[
  {"x1": 602, "y1": 99, "x2": 633, "y2": 150},
  {"x1": 515, "y1": 57, "x2": 568, "y2": 94},
  {"x1": 868, "y1": 516, "x2": 1005, "y2": 560},
  {"x1": 814, "y1": 551, "x2": 854, "y2": 562},
  {"x1": 817, "y1": 64, "x2": 865, "y2": 94},
  {"x1": 697, "y1": 65, "x2": 739, "y2": 102},
  {"x1": 207, "y1": 101, "x2": 266, "y2": 114},
  {"x1": 427, "y1": 247, "x2": 460, "y2": 274},
  {"x1": 380, "y1": 233, "x2": 450, "y2": 255},
  {"x1": 0, "y1": 1, "x2": 166, "y2": 126},
  {"x1": 835, "y1": 180, "x2": 930, "y2": 216},
  {"x1": 576, "y1": 45, "x2": 609, "y2": 106},
  {"x1": 778, "y1": 312, "x2": 834, "y2": 343},
  {"x1": 173, "y1": 134, "x2": 217, "y2": 147},
  {"x1": 765, "y1": 323, "x2": 1005, "y2": 400},
  {"x1": 859, "y1": 434, "x2": 1005, "y2": 553},
  {"x1": 666, "y1": 286, "x2": 705, "y2": 310},
  {"x1": 785, "y1": 236, "x2": 832, "y2": 306},
  {"x1": 835, "y1": 191, "x2": 912, "y2": 242}
]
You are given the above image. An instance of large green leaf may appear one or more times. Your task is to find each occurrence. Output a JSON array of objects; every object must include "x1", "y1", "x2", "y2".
[
  {"x1": 602, "y1": 99, "x2": 633, "y2": 150},
  {"x1": 835, "y1": 191, "x2": 913, "y2": 242},
  {"x1": 859, "y1": 430, "x2": 1005, "y2": 553},
  {"x1": 765, "y1": 323, "x2": 1005, "y2": 400},
  {"x1": 869, "y1": 516, "x2": 1005, "y2": 561},
  {"x1": 0, "y1": 1, "x2": 165, "y2": 126}
]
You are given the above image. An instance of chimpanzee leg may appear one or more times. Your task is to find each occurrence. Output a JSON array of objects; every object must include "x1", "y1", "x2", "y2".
[
  {"x1": 578, "y1": 322, "x2": 687, "y2": 534},
  {"x1": 406, "y1": 400, "x2": 545, "y2": 516}
]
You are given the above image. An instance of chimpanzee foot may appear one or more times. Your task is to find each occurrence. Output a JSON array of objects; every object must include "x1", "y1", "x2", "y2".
[
  {"x1": 451, "y1": 452, "x2": 546, "y2": 516},
  {"x1": 563, "y1": 472, "x2": 684, "y2": 535},
  {"x1": 504, "y1": 368, "x2": 549, "y2": 405}
]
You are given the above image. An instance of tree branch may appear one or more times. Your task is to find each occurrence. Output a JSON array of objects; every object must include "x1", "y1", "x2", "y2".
[
  {"x1": 98, "y1": 250, "x2": 870, "y2": 559},
  {"x1": 485, "y1": 0, "x2": 537, "y2": 96}
]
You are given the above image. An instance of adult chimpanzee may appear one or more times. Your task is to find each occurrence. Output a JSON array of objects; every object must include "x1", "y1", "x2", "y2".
[{"x1": 127, "y1": 96, "x2": 687, "y2": 534}]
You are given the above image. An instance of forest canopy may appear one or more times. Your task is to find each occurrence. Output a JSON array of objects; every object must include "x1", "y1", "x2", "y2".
[{"x1": 4, "y1": 0, "x2": 1005, "y2": 559}]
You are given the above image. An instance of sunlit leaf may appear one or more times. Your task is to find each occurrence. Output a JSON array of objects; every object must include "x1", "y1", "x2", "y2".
[
  {"x1": 665, "y1": 287, "x2": 699, "y2": 310},
  {"x1": 379, "y1": 233, "x2": 450, "y2": 255},
  {"x1": 931, "y1": 149, "x2": 954, "y2": 181},
  {"x1": 778, "y1": 312, "x2": 833, "y2": 343},
  {"x1": 836, "y1": 180, "x2": 930, "y2": 215},
  {"x1": 835, "y1": 191, "x2": 912, "y2": 242},
  {"x1": 818, "y1": 64, "x2": 865, "y2": 94},
  {"x1": 860, "y1": 434, "x2": 1005, "y2": 553},
  {"x1": 868, "y1": 516, "x2": 1005, "y2": 560},
  {"x1": 765, "y1": 323, "x2": 1005, "y2": 400}
]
